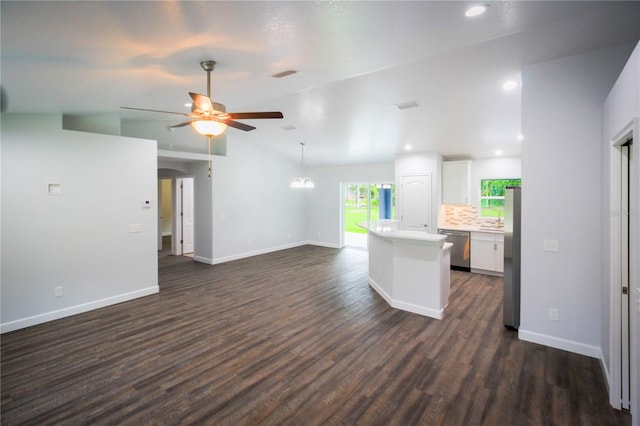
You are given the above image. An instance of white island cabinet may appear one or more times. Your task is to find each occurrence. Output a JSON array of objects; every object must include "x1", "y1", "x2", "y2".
[{"x1": 357, "y1": 220, "x2": 453, "y2": 320}]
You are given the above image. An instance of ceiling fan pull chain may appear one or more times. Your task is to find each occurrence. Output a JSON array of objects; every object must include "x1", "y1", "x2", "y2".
[{"x1": 208, "y1": 136, "x2": 212, "y2": 178}]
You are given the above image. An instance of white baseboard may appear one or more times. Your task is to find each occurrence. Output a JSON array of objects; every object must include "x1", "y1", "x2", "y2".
[
  {"x1": 0, "y1": 286, "x2": 159, "y2": 334},
  {"x1": 598, "y1": 347, "x2": 612, "y2": 397},
  {"x1": 368, "y1": 277, "x2": 443, "y2": 320},
  {"x1": 305, "y1": 240, "x2": 341, "y2": 249},
  {"x1": 518, "y1": 328, "x2": 601, "y2": 358},
  {"x1": 194, "y1": 241, "x2": 310, "y2": 266}
]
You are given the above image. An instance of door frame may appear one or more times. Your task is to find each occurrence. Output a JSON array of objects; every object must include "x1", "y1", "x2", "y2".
[
  {"x1": 609, "y1": 117, "x2": 638, "y2": 413},
  {"x1": 172, "y1": 176, "x2": 196, "y2": 256}
]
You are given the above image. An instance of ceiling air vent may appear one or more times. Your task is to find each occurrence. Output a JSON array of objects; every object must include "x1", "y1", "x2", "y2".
[
  {"x1": 395, "y1": 100, "x2": 419, "y2": 110},
  {"x1": 272, "y1": 70, "x2": 298, "y2": 78}
]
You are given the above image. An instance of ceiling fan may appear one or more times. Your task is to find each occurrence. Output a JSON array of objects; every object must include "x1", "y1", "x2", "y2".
[
  {"x1": 122, "y1": 60, "x2": 283, "y2": 136},
  {"x1": 122, "y1": 60, "x2": 284, "y2": 177}
]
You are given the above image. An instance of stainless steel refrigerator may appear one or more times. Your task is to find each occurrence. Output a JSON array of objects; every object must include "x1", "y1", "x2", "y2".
[{"x1": 503, "y1": 186, "x2": 521, "y2": 329}]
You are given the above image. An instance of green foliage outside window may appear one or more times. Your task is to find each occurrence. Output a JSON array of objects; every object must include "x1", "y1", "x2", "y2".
[{"x1": 480, "y1": 178, "x2": 521, "y2": 217}]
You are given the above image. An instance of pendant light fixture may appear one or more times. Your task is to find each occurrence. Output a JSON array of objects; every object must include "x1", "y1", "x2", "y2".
[{"x1": 291, "y1": 142, "x2": 314, "y2": 189}]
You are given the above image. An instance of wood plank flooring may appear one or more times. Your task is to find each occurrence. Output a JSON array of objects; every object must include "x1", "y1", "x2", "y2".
[{"x1": 1, "y1": 245, "x2": 631, "y2": 425}]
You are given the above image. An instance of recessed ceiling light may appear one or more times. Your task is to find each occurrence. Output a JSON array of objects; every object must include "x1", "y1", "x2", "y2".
[
  {"x1": 272, "y1": 70, "x2": 298, "y2": 79},
  {"x1": 503, "y1": 80, "x2": 518, "y2": 91},
  {"x1": 495, "y1": 150, "x2": 503, "y2": 156},
  {"x1": 404, "y1": 144, "x2": 413, "y2": 151},
  {"x1": 517, "y1": 134, "x2": 524, "y2": 141},
  {"x1": 465, "y1": 5, "x2": 487, "y2": 17},
  {"x1": 184, "y1": 103, "x2": 192, "y2": 108}
]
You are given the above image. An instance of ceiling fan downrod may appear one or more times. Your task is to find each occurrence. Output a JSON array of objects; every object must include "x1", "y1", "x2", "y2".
[{"x1": 200, "y1": 60, "x2": 216, "y2": 99}]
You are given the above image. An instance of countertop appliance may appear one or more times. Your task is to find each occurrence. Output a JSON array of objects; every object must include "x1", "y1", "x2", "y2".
[
  {"x1": 437, "y1": 229, "x2": 470, "y2": 272},
  {"x1": 503, "y1": 186, "x2": 521, "y2": 329}
]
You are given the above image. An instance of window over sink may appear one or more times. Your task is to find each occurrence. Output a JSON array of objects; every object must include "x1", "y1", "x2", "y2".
[{"x1": 480, "y1": 178, "x2": 521, "y2": 217}]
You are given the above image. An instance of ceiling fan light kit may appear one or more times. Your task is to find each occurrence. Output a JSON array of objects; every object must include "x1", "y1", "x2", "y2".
[
  {"x1": 191, "y1": 120, "x2": 227, "y2": 137},
  {"x1": 291, "y1": 142, "x2": 314, "y2": 189}
]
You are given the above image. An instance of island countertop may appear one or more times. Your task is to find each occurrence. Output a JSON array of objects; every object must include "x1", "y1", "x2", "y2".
[{"x1": 357, "y1": 220, "x2": 447, "y2": 244}]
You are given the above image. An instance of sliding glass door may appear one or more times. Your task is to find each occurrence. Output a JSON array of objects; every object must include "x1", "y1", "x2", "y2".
[{"x1": 343, "y1": 182, "x2": 395, "y2": 248}]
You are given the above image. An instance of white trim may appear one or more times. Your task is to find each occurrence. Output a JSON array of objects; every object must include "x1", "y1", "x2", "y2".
[
  {"x1": 518, "y1": 328, "x2": 601, "y2": 358},
  {"x1": 192, "y1": 255, "x2": 215, "y2": 264},
  {"x1": 306, "y1": 240, "x2": 341, "y2": 249},
  {"x1": 608, "y1": 117, "x2": 638, "y2": 410},
  {"x1": 599, "y1": 346, "x2": 612, "y2": 397},
  {"x1": 157, "y1": 149, "x2": 213, "y2": 161},
  {"x1": 193, "y1": 241, "x2": 312, "y2": 265},
  {"x1": 0, "y1": 286, "x2": 159, "y2": 333},
  {"x1": 368, "y1": 277, "x2": 444, "y2": 320}
]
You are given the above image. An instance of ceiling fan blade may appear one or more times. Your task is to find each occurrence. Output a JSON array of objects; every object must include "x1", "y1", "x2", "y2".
[
  {"x1": 169, "y1": 120, "x2": 196, "y2": 129},
  {"x1": 121, "y1": 106, "x2": 189, "y2": 116},
  {"x1": 226, "y1": 112, "x2": 284, "y2": 120},
  {"x1": 223, "y1": 119, "x2": 256, "y2": 132},
  {"x1": 189, "y1": 92, "x2": 215, "y2": 113}
]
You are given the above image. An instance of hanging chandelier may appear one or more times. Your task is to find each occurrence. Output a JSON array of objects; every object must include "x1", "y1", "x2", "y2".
[{"x1": 291, "y1": 142, "x2": 314, "y2": 189}]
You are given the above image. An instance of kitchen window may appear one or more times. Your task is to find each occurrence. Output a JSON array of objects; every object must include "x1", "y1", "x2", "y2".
[{"x1": 480, "y1": 178, "x2": 521, "y2": 217}]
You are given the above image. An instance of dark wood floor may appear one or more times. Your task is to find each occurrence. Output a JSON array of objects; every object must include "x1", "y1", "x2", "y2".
[{"x1": 1, "y1": 245, "x2": 630, "y2": 425}]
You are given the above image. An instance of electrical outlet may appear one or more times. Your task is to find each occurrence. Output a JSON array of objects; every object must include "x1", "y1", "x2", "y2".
[
  {"x1": 55, "y1": 286, "x2": 63, "y2": 298},
  {"x1": 544, "y1": 239, "x2": 559, "y2": 252},
  {"x1": 548, "y1": 308, "x2": 559, "y2": 321}
]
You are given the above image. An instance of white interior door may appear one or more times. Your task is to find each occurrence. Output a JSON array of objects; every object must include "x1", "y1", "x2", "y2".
[
  {"x1": 400, "y1": 174, "x2": 431, "y2": 232},
  {"x1": 620, "y1": 142, "x2": 631, "y2": 410},
  {"x1": 173, "y1": 178, "x2": 183, "y2": 256},
  {"x1": 182, "y1": 177, "x2": 195, "y2": 254}
]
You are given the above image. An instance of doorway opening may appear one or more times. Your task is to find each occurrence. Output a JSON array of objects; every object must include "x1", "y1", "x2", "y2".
[
  {"x1": 342, "y1": 182, "x2": 395, "y2": 249},
  {"x1": 158, "y1": 176, "x2": 195, "y2": 257},
  {"x1": 159, "y1": 178, "x2": 173, "y2": 253}
]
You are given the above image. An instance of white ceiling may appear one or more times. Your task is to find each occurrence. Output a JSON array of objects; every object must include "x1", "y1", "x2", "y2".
[{"x1": 2, "y1": 1, "x2": 640, "y2": 166}]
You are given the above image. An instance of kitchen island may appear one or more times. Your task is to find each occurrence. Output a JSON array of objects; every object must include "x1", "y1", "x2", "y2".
[{"x1": 357, "y1": 220, "x2": 453, "y2": 320}]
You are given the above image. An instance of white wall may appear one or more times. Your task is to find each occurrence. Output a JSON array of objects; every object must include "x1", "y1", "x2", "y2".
[
  {"x1": 190, "y1": 135, "x2": 307, "y2": 264},
  {"x1": 602, "y1": 41, "x2": 639, "y2": 420},
  {"x1": 1, "y1": 114, "x2": 158, "y2": 332},
  {"x1": 469, "y1": 157, "x2": 521, "y2": 208},
  {"x1": 305, "y1": 163, "x2": 395, "y2": 247},
  {"x1": 520, "y1": 45, "x2": 635, "y2": 357}
]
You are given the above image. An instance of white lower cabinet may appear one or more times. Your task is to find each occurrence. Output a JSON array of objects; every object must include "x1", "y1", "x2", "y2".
[{"x1": 470, "y1": 232, "x2": 504, "y2": 274}]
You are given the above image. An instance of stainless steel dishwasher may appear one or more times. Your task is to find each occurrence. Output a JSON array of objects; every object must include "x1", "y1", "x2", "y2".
[{"x1": 438, "y1": 229, "x2": 470, "y2": 271}]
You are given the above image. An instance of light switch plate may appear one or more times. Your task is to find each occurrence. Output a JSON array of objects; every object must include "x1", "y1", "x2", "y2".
[
  {"x1": 544, "y1": 239, "x2": 559, "y2": 252},
  {"x1": 48, "y1": 183, "x2": 61, "y2": 196}
]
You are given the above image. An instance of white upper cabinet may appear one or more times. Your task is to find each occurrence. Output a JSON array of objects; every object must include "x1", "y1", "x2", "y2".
[{"x1": 442, "y1": 161, "x2": 471, "y2": 205}]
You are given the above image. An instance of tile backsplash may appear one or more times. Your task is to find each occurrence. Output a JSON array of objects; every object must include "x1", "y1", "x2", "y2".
[{"x1": 438, "y1": 204, "x2": 504, "y2": 230}]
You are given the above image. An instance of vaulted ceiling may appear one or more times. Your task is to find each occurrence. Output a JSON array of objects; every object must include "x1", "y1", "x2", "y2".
[{"x1": 2, "y1": 1, "x2": 640, "y2": 165}]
